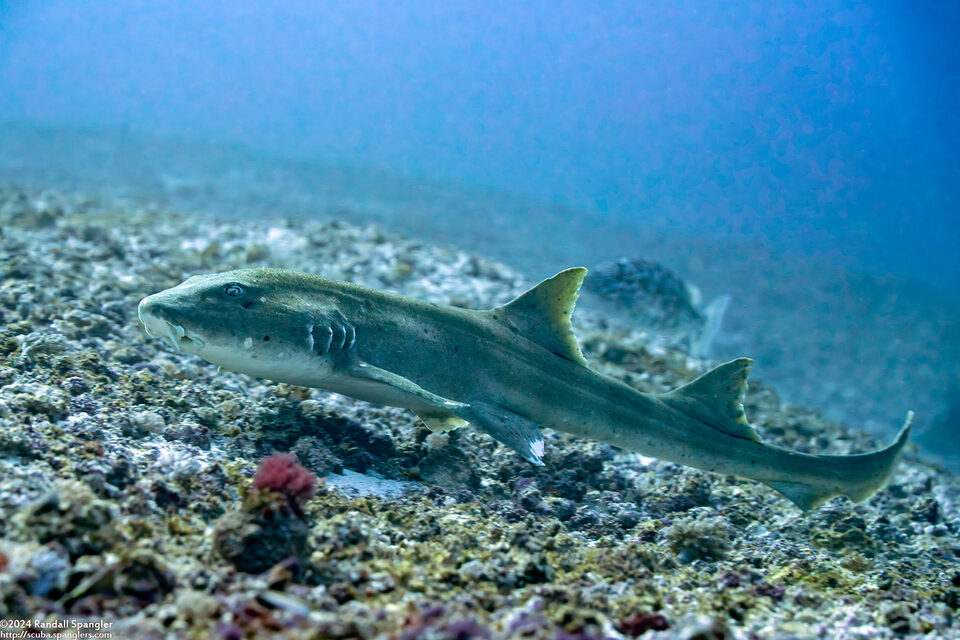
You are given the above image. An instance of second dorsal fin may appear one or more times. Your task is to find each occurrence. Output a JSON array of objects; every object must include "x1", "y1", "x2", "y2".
[
  {"x1": 661, "y1": 358, "x2": 763, "y2": 442},
  {"x1": 489, "y1": 268, "x2": 588, "y2": 366}
]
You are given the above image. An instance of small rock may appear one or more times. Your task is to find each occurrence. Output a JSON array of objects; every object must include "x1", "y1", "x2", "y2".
[
  {"x1": 662, "y1": 515, "x2": 732, "y2": 562},
  {"x1": 910, "y1": 497, "x2": 940, "y2": 524},
  {"x1": 112, "y1": 345, "x2": 144, "y2": 364},
  {"x1": 163, "y1": 422, "x2": 211, "y2": 449},
  {"x1": 26, "y1": 546, "x2": 69, "y2": 597},
  {"x1": 11, "y1": 480, "x2": 120, "y2": 560},
  {"x1": 126, "y1": 409, "x2": 166, "y2": 436},
  {"x1": 59, "y1": 376, "x2": 89, "y2": 395},
  {"x1": 16, "y1": 332, "x2": 69, "y2": 361},
  {"x1": 458, "y1": 559, "x2": 488, "y2": 582},
  {"x1": 213, "y1": 508, "x2": 310, "y2": 574},
  {"x1": 175, "y1": 588, "x2": 221, "y2": 622},
  {"x1": 6, "y1": 382, "x2": 68, "y2": 420},
  {"x1": 424, "y1": 432, "x2": 449, "y2": 451}
]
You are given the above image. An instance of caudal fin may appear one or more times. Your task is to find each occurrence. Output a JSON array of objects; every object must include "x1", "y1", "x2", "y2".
[
  {"x1": 690, "y1": 294, "x2": 731, "y2": 358},
  {"x1": 765, "y1": 412, "x2": 913, "y2": 510},
  {"x1": 664, "y1": 359, "x2": 912, "y2": 511}
]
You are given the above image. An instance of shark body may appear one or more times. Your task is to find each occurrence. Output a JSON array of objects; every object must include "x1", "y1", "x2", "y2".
[{"x1": 138, "y1": 267, "x2": 910, "y2": 510}]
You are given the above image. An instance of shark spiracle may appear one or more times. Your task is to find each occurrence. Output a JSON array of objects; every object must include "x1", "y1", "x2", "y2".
[{"x1": 308, "y1": 309, "x2": 356, "y2": 357}]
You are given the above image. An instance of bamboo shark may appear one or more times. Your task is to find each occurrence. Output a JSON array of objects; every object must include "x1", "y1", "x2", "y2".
[{"x1": 138, "y1": 267, "x2": 911, "y2": 510}]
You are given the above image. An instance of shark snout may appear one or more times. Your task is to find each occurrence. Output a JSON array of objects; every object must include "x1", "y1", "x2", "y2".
[{"x1": 138, "y1": 294, "x2": 203, "y2": 352}]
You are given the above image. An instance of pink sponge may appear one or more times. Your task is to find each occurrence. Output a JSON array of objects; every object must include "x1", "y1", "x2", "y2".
[{"x1": 252, "y1": 453, "x2": 316, "y2": 502}]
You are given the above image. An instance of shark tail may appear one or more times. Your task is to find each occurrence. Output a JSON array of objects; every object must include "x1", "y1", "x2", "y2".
[
  {"x1": 663, "y1": 359, "x2": 912, "y2": 511},
  {"x1": 763, "y1": 412, "x2": 913, "y2": 511},
  {"x1": 690, "y1": 294, "x2": 731, "y2": 358}
]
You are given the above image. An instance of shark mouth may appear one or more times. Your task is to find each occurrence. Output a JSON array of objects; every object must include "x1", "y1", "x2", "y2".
[{"x1": 138, "y1": 306, "x2": 205, "y2": 352}]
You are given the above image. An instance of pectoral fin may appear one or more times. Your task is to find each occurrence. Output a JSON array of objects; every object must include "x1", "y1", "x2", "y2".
[
  {"x1": 414, "y1": 410, "x2": 469, "y2": 432},
  {"x1": 346, "y1": 362, "x2": 469, "y2": 413},
  {"x1": 463, "y1": 401, "x2": 545, "y2": 465}
]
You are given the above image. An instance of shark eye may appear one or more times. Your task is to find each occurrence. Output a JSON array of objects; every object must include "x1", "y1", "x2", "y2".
[{"x1": 224, "y1": 283, "x2": 244, "y2": 297}]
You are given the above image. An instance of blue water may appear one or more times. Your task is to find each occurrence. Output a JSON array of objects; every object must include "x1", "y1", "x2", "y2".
[{"x1": 1, "y1": 1, "x2": 957, "y2": 292}]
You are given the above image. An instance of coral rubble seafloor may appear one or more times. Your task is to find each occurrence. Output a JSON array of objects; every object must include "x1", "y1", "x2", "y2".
[{"x1": 0, "y1": 188, "x2": 957, "y2": 639}]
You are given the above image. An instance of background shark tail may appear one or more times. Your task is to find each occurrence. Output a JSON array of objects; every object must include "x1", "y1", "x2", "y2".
[
  {"x1": 690, "y1": 294, "x2": 731, "y2": 358},
  {"x1": 764, "y1": 411, "x2": 913, "y2": 510}
]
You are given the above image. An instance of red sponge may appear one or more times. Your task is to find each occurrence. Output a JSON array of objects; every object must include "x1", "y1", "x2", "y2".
[{"x1": 252, "y1": 453, "x2": 316, "y2": 502}]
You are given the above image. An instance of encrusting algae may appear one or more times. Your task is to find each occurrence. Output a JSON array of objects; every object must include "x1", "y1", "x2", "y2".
[{"x1": 0, "y1": 188, "x2": 957, "y2": 638}]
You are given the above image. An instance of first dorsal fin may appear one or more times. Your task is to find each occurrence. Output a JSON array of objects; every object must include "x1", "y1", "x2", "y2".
[
  {"x1": 489, "y1": 268, "x2": 588, "y2": 366},
  {"x1": 661, "y1": 358, "x2": 763, "y2": 442}
]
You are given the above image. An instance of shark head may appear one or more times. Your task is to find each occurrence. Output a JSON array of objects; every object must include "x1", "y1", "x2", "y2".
[{"x1": 137, "y1": 268, "x2": 332, "y2": 383}]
